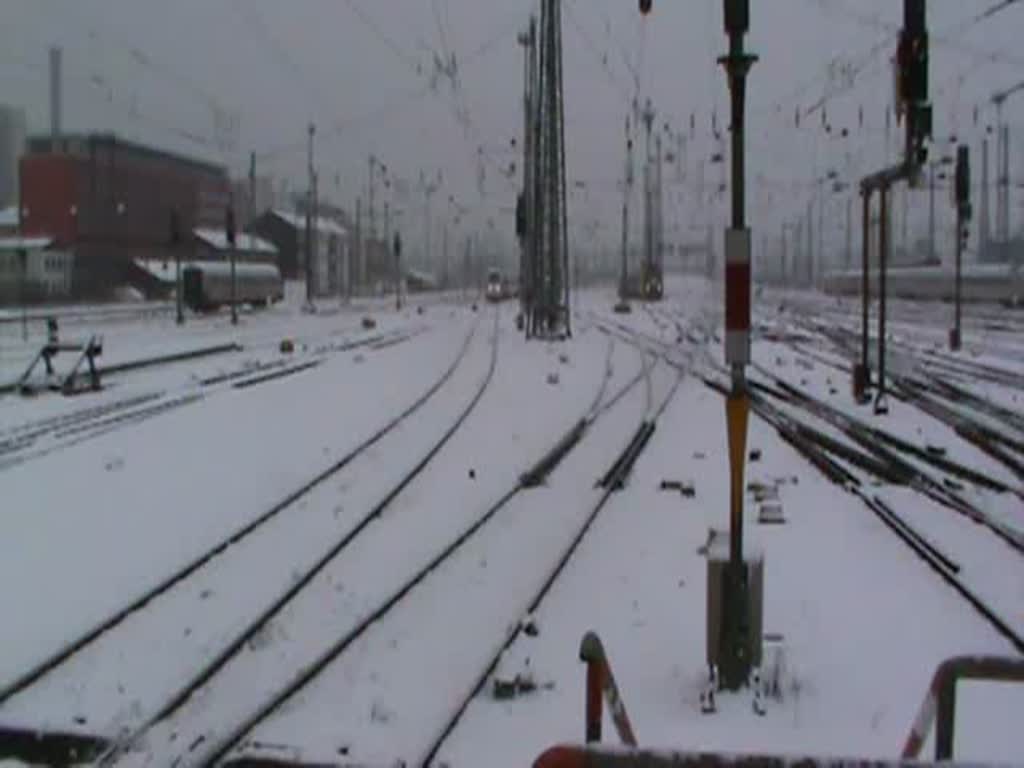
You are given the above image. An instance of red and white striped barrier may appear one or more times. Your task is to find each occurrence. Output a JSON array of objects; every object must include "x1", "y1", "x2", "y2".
[
  {"x1": 902, "y1": 655, "x2": 1024, "y2": 760},
  {"x1": 579, "y1": 631, "x2": 637, "y2": 748}
]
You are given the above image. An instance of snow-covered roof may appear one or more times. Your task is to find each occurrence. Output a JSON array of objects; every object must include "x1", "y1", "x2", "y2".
[
  {"x1": 0, "y1": 236, "x2": 54, "y2": 250},
  {"x1": 133, "y1": 259, "x2": 280, "y2": 283},
  {"x1": 271, "y1": 209, "x2": 347, "y2": 237},
  {"x1": 193, "y1": 227, "x2": 278, "y2": 254},
  {"x1": 133, "y1": 259, "x2": 181, "y2": 284},
  {"x1": 0, "y1": 206, "x2": 18, "y2": 228}
]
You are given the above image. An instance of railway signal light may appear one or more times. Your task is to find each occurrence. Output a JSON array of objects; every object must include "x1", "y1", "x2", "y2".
[
  {"x1": 227, "y1": 204, "x2": 238, "y2": 325},
  {"x1": 723, "y1": 0, "x2": 750, "y2": 35},
  {"x1": 897, "y1": 33, "x2": 927, "y2": 105},
  {"x1": 225, "y1": 205, "x2": 236, "y2": 246},
  {"x1": 638, "y1": 0, "x2": 652, "y2": 15},
  {"x1": 898, "y1": 0, "x2": 931, "y2": 169},
  {"x1": 171, "y1": 207, "x2": 184, "y2": 326},
  {"x1": 955, "y1": 145, "x2": 970, "y2": 210},
  {"x1": 908, "y1": 104, "x2": 932, "y2": 165}
]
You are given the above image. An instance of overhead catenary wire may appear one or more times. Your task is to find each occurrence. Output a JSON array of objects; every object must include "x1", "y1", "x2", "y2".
[
  {"x1": 12, "y1": 1, "x2": 247, "y2": 162},
  {"x1": 0, "y1": 44, "x2": 224, "y2": 161},
  {"x1": 562, "y1": 0, "x2": 633, "y2": 105},
  {"x1": 240, "y1": 1, "x2": 525, "y2": 213},
  {"x1": 231, "y1": 0, "x2": 334, "y2": 124},
  {"x1": 752, "y1": 0, "x2": 1019, "y2": 220},
  {"x1": 58, "y1": 3, "x2": 240, "y2": 118},
  {"x1": 793, "y1": 0, "x2": 1024, "y2": 137},
  {"x1": 338, "y1": 0, "x2": 518, "y2": 203}
]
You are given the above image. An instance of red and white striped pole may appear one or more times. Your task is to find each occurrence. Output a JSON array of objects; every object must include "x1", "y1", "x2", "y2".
[
  {"x1": 579, "y1": 632, "x2": 637, "y2": 748},
  {"x1": 717, "y1": 0, "x2": 757, "y2": 694},
  {"x1": 902, "y1": 655, "x2": 1024, "y2": 760}
]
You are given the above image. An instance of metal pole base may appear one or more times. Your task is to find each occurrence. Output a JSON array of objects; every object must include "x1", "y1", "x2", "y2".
[
  {"x1": 700, "y1": 664, "x2": 766, "y2": 716},
  {"x1": 874, "y1": 392, "x2": 890, "y2": 416},
  {"x1": 852, "y1": 363, "x2": 871, "y2": 403},
  {"x1": 717, "y1": 562, "x2": 752, "y2": 692},
  {"x1": 700, "y1": 667, "x2": 718, "y2": 714}
]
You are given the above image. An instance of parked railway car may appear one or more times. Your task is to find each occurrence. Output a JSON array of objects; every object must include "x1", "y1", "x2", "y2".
[
  {"x1": 182, "y1": 262, "x2": 283, "y2": 311},
  {"x1": 822, "y1": 264, "x2": 1023, "y2": 305}
]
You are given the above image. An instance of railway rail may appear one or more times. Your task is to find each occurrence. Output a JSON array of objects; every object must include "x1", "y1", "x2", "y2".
[
  {"x1": 780, "y1": 318, "x2": 1024, "y2": 483},
  {"x1": 421, "y1": 364, "x2": 682, "y2": 767},
  {"x1": 97, "y1": 315, "x2": 498, "y2": 767},
  {"x1": 732, "y1": 379, "x2": 1024, "y2": 655},
  {"x1": 82, "y1": 325, "x2": 649, "y2": 767},
  {"x1": 0, "y1": 319, "x2": 482, "y2": 727},
  {"x1": 0, "y1": 327, "x2": 421, "y2": 471},
  {"x1": 597, "y1": 312, "x2": 1024, "y2": 657}
]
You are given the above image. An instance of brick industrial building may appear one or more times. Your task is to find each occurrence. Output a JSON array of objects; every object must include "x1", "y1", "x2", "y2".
[{"x1": 19, "y1": 133, "x2": 230, "y2": 299}]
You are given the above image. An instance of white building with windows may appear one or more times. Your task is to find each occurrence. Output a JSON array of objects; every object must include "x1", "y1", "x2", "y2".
[{"x1": 0, "y1": 236, "x2": 73, "y2": 304}]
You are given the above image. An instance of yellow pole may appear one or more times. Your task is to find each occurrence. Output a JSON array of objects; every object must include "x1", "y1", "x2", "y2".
[{"x1": 725, "y1": 391, "x2": 750, "y2": 566}]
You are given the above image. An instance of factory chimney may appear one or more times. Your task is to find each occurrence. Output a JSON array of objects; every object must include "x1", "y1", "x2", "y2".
[{"x1": 49, "y1": 46, "x2": 62, "y2": 142}]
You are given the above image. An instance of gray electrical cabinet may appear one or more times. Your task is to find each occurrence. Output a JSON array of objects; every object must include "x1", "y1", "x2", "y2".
[{"x1": 705, "y1": 530, "x2": 764, "y2": 669}]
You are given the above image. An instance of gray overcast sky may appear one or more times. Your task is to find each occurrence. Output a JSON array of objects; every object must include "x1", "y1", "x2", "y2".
[{"x1": 2, "y1": 1, "x2": 1022, "y2": 252}]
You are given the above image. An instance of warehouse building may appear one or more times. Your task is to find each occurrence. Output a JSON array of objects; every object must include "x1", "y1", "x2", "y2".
[{"x1": 18, "y1": 133, "x2": 230, "y2": 299}]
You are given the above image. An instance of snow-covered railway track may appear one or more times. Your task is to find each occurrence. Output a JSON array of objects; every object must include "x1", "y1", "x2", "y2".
[
  {"x1": 0, "y1": 391, "x2": 206, "y2": 471},
  {"x1": 422, "y1": 365, "x2": 682, "y2": 767},
  {"x1": 117, "y1": 333, "x2": 642, "y2": 768},
  {"x1": 732, "y1": 380, "x2": 1024, "y2": 655},
  {"x1": 0, "y1": 391, "x2": 166, "y2": 451},
  {"x1": 748, "y1": 364, "x2": 1024, "y2": 523},
  {"x1": 0, "y1": 320, "x2": 485, "y2": 764},
  {"x1": 28, "y1": 330, "x2": 620, "y2": 767},
  {"x1": 171, "y1": 354, "x2": 648, "y2": 768},
  {"x1": 6, "y1": 318, "x2": 635, "y2": 768},
  {"x1": 773, "y1": 321, "x2": 1024, "y2": 485},
  {"x1": 808, "y1": 316, "x2": 1024, "y2": 392},
  {"x1": 784, "y1": 297, "x2": 1024, "y2": 365},
  {"x1": 705, "y1": 354, "x2": 1024, "y2": 651},
  {"x1": 594, "y1": 317, "x2": 1024, "y2": 657},
  {"x1": 0, "y1": 328, "x2": 420, "y2": 472}
]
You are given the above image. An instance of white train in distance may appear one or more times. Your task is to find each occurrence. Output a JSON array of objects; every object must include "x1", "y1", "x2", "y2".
[
  {"x1": 182, "y1": 262, "x2": 284, "y2": 311},
  {"x1": 485, "y1": 268, "x2": 518, "y2": 302},
  {"x1": 821, "y1": 263, "x2": 1024, "y2": 306}
]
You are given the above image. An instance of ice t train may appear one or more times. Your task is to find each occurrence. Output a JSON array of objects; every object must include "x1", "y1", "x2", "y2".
[{"x1": 821, "y1": 263, "x2": 1023, "y2": 305}]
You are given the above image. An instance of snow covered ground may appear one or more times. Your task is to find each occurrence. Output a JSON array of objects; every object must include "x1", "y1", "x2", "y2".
[{"x1": 0, "y1": 278, "x2": 1020, "y2": 766}]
